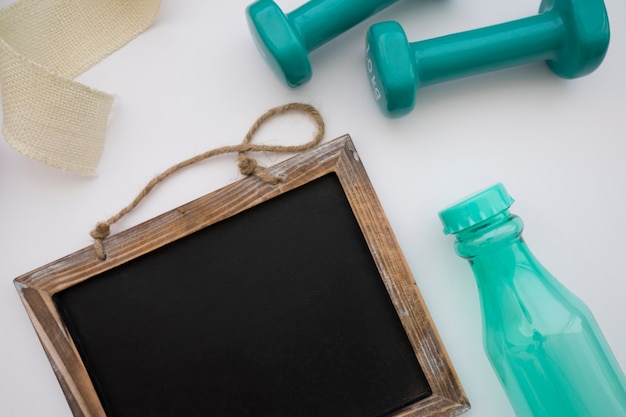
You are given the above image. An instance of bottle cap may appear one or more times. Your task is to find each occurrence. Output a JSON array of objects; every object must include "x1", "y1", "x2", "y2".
[{"x1": 439, "y1": 183, "x2": 515, "y2": 235}]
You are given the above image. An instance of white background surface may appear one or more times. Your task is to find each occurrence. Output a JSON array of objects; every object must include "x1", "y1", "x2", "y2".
[{"x1": 1, "y1": 0, "x2": 625, "y2": 416}]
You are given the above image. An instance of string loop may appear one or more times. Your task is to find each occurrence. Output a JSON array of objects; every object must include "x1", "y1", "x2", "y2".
[{"x1": 91, "y1": 102, "x2": 325, "y2": 261}]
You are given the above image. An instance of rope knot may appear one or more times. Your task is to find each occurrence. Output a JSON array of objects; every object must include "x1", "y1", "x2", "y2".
[
  {"x1": 90, "y1": 222, "x2": 111, "y2": 261},
  {"x1": 238, "y1": 155, "x2": 284, "y2": 185},
  {"x1": 238, "y1": 156, "x2": 259, "y2": 176},
  {"x1": 90, "y1": 222, "x2": 111, "y2": 240}
]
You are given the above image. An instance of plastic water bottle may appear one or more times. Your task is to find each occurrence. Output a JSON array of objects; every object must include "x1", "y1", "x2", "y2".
[{"x1": 438, "y1": 183, "x2": 626, "y2": 417}]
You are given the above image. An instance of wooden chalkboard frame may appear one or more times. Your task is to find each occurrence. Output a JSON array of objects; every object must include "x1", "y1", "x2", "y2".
[{"x1": 15, "y1": 135, "x2": 469, "y2": 417}]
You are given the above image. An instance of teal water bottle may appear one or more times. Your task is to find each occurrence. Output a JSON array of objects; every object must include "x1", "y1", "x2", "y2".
[{"x1": 439, "y1": 183, "x2": 626, "y2": 417}]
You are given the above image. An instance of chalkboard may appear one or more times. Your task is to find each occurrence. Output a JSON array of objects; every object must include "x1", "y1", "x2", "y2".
[{"x1": 15, "y1": 135, "x2": 469, "y2": 417}]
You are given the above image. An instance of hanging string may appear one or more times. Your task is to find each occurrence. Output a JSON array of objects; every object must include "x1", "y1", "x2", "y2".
[{"x1": 90, "y1": 102, "x2": 325, "y2": 261}]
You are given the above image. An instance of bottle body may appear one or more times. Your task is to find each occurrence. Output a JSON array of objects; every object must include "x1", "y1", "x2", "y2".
[
  {"x1": 440, "y1": 184, "x2": 626, "y2": 417},
  {"x1": 469, "y1": 231, "x2": 626, "y2": 416}
]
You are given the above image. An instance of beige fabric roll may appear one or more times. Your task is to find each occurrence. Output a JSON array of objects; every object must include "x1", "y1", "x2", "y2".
[{"x1": 0, "y1": 0, "x2": 161, "y2": 175}]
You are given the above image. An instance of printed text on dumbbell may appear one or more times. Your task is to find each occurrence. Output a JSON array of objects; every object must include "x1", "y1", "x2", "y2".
[{"x1": 366, "y1": 43, "x2": 382, "y2": 101}]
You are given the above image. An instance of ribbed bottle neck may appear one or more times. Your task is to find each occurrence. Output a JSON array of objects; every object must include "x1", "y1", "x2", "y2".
[{"x1": 453, "y1": 211, "x2": 525, "y2": 259}]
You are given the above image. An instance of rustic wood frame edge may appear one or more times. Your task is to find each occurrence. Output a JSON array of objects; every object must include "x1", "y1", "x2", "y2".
[{"x1": 14, "y1": 134, "x2": 470, "y2": 417}]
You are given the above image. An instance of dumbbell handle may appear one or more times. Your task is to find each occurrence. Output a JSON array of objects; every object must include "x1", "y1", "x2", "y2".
[
  {"x1": 289, "y1": 0, "x2": 399, "y2": 51},
  {"x1": 413, "y1": 12, "x2": 561, "y2": 86}
]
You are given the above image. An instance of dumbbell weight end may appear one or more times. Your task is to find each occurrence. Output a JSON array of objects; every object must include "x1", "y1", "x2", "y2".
[
  {"x1": 247, "y1": 0, "x2": 312, "y2": 88},
  {"x1": 541, "y1": 0, "x2": 610, "y2": 79},
  {"x1": 247, "y1": 0, "x2": 402, "y2": 88}
]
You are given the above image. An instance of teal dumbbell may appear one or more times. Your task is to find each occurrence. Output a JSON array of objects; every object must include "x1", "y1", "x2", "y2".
[
  {"x1": 366, "y1": 0, "x2": 610, "y2": 117},
  {"x1": 247, "y1": 0, "x2": 401, "y2": 88}
]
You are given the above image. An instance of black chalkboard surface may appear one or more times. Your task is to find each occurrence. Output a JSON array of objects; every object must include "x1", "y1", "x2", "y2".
[
  {"x1": 55, "y1": 173, "x2": 429, "y2": 417},
  {"x1": 15, "y1": 135, "x2": 469, "y2": 417}
]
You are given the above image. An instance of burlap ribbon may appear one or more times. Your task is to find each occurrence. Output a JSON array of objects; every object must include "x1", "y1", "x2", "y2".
[{"x1": 0, "y1": 0, "x2": 160, "y2": 175}]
